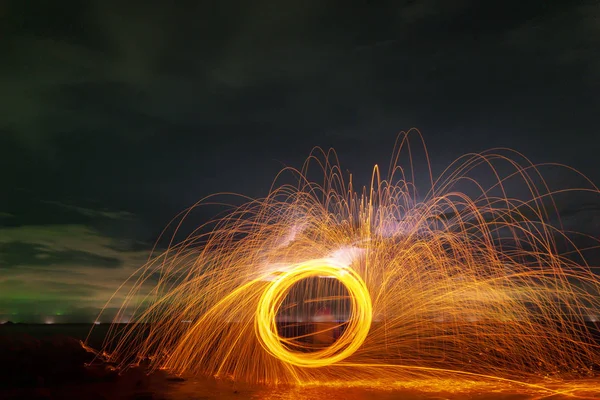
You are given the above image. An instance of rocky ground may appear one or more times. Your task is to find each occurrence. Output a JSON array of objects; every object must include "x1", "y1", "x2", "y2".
[
  {"x1": 0, "y1": 332, "x2": 177, "y2": 400},
  {"x1": 1, "y1": 328, "x2": 598, "y2": 400}
]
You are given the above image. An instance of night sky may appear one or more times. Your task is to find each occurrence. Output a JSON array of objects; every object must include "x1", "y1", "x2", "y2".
[{"x1": 1, "y1": 1, "x2": 599, "y2": 322}]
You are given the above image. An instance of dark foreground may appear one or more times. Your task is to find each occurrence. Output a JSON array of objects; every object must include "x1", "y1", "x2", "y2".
[{"x1": 1, "y1": 324, "x2": 600, "y2": 400}]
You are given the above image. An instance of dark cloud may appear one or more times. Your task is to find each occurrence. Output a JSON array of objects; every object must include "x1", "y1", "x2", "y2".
[
  {"x1": 1, "y1": 279, "x2": 102, "y2": 299},
  {"x1": 0, "y1": 241, "x2": 122, "y2": 269},
  {"x1": 1, "y1": 198, "x2": 130, "y2": 227},
  {"x1": 0, "y1": 224, "x2": 151, "y2": 322},
  {"x1": 1, "y1": 0, "x2": 599, "y2": 321}
]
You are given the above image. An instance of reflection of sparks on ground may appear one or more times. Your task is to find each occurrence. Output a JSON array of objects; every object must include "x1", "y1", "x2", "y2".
[{"x1": 92, "y1": 131, "x2": 600, "y2": 397}]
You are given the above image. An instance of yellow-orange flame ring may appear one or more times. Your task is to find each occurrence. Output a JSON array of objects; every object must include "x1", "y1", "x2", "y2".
[{"x1": 255, "y1": 259, "x2": 373, "y2": 368}]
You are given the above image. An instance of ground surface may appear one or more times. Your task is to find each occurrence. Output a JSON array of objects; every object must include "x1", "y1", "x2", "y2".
[{"x1": 1, "y1": 324, "x2": 598, "y2": 400}]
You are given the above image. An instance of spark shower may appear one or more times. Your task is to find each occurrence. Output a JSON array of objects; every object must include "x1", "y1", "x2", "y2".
[{"x1": 91, "y1": 131, "x2": 600, "y2": 397}]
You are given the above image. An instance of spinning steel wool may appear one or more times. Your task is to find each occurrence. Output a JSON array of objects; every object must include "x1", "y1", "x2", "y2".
[{"x1": 91, "y1": 131, "x2": 600, "y2": 396}]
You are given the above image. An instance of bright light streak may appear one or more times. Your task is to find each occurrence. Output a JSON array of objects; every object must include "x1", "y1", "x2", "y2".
[{"x1": 255, "y1": 259, "x2": 372, "y2": 368}]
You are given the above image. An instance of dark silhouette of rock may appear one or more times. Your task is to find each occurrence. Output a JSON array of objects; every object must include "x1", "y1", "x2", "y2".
[
  {"x1": 131, "y1": 392, "x2": 154, "y2": 400},
  {"x1": 165, "y1": 376, "x2": 185, "y2": 382}
]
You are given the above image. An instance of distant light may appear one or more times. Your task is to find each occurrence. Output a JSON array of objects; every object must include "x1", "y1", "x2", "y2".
[
  {"x1": 94, "y1": 321, "x2": 101, "y2": 325},
  {"x1": 44, "y1": 318, "x2": 55, "y2": 324}
]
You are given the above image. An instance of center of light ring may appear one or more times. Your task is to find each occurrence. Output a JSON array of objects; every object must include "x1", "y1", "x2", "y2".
[{"x1": 255, "y1": 259, "x2": 373, "y2": 368}]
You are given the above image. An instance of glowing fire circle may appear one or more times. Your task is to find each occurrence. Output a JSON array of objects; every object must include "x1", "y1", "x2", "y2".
[{"x1": 255, "y1": 259, "x2": 373, "y2": 368}]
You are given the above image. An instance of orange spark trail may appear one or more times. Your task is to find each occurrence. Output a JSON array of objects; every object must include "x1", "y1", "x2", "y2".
[{"x1": 90, "y1": 130, "x2": 600, "y2": 397}]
